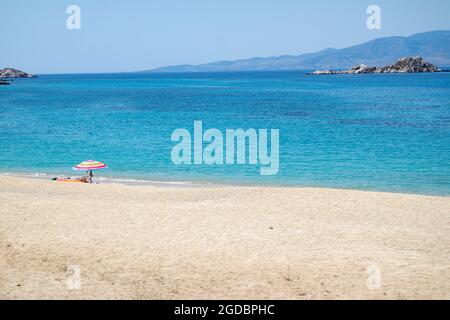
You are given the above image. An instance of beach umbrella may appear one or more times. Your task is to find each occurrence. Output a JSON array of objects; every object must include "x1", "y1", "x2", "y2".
[{"x1": 73, "y1": 160, "x2": 107, "y2": 183}]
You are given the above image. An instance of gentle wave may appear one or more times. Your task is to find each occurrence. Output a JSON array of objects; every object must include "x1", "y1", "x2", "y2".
[{"x1": 0, "y1": 171, "x2": 205, "y2": 187}]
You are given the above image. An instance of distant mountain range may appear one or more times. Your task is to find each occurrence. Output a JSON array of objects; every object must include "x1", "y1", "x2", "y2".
[{"x1": 144, "y1": 30, "x2": 450, "y2": 73}]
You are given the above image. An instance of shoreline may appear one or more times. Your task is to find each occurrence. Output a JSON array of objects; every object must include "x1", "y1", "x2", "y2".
[
  {"x1": 1, "y1": 175, "x2": 449, "y2": 299},
  {"x1": 1, "y1": 171, "x2": 449, "y2": 198}
]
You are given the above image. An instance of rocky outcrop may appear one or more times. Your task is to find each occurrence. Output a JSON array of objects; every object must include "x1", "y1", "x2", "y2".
[
  {"x1": 0, "y1": 68, "x2": 36, "y2": 78},
  {"x1": 310, "y1": 64, "x2": 377, "y2": 75},
  {"x1": 308, "y1": 56, "x2": 441, "y2": 75},
  {"x1": 343, "y1": 64, "x2": 378, "y2": 74},
  {"x1": 376, "y1": 56, "x2": 440, "y2": 73}
]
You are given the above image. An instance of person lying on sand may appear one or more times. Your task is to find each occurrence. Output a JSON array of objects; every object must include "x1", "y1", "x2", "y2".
[{"x1": 52, "y1": 176, "x2": 91, "y2": 183}]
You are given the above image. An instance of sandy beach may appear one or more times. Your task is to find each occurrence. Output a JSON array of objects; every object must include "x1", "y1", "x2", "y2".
[{"x1": 0, "y1": 175, "x2": 449, "y2": 300}]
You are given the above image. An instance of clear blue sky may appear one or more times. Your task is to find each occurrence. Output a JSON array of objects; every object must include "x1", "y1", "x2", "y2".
[{"x1": 1, "y1": 0, "x2": 450, "y2": 74}]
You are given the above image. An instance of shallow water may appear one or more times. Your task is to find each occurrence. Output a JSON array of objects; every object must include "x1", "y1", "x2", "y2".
[{"x1": 1, "y1": 71, "x2": 449, "y2": 195}]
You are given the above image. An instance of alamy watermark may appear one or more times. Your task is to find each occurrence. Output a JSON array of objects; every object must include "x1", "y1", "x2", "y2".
[
  {"x1": 66, "y1": 5, "x2": 81, "y2": 30},
  {"x1": 366, "y1": 264, "x2": 382, "y2": 290},
  {"x1": 171, "y1": 121, "x2": 279, "y2": 176},
  {"x1": 367, "y1": 5, "x2": 381, "y2": 30},
  {"x1": 66, "y1": 264, "x2": 81, "y2": 290}
]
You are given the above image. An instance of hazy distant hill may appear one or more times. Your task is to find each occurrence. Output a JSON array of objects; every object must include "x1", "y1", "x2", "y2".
[{"x1": 144, "y1": 30, "x2": 450, "y2": 73}]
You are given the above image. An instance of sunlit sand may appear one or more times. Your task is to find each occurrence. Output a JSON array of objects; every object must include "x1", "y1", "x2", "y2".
[{"x1": 1, "y1": 176, "x2": 449, "y2": 299}]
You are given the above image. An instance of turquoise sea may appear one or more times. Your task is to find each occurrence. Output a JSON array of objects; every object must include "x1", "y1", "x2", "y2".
[{"x1": 0, "y1": 71, "x2": 449, "y2": 195}]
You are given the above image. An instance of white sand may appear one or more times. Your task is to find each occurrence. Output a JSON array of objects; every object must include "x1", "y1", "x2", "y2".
[{"x1": 0, "y1": 176, "x2": 449, "y2": 299}]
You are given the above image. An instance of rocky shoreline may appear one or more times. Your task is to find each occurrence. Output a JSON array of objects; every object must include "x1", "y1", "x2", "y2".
[{"x1": 307, "y1": 56, "x2": 444, "y2": 75}]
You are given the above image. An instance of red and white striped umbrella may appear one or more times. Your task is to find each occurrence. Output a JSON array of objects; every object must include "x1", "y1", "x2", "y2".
[{"x1": 73, "y1": 160, "x2": 107, "y2": 171}]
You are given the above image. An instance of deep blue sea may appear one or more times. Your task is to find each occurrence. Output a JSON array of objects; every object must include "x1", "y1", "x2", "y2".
[{"x1": 1, "y1": 71, "x2": 449, "y2": 195}]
